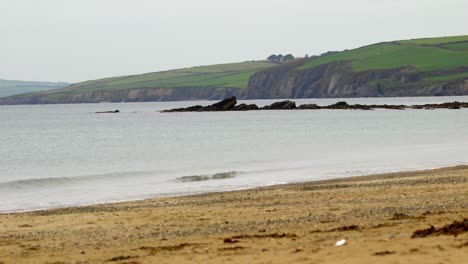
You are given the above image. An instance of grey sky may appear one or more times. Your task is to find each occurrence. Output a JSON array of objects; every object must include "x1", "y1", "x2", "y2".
[{"x1": 1, "y1": 0, "x2": 467, "y2": 83}]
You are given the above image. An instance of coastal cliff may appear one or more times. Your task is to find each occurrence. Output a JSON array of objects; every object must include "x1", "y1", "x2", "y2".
[
  {"x1": 245, "y1": 60, "x2": 468, "y2": 99},
  {"x1": 0, "y1": 87, "x2": 242, "y2": 104}
]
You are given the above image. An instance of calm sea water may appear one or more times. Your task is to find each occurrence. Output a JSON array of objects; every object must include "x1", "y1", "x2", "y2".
[{"x1": 1, "y1": 96, "x2": 468, "y2": 213}]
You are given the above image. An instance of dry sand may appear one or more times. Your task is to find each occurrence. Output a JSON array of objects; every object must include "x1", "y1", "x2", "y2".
[{"x1": 0, "y1": 166, "x2": 467, "y2": 263}]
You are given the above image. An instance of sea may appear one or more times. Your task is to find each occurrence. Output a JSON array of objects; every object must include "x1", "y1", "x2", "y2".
[{"x1": 1, "y1": 96, "x2": 468, "y2": 213}]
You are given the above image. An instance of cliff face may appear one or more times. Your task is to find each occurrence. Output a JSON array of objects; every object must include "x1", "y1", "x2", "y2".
[
  {"x1": 62, "y1": 86, "x2": 242, "y2": 103},
  {"x1": 0, "y1": 87, "x2": 243, "y2": 105},
  {"x1": 245, "y1": 60, "x2": 468, "y2": 99}
]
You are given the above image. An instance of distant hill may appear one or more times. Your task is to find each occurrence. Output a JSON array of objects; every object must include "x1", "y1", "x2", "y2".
[
  {"x1": 1, "y1": 35, "x2": 468, "y2": 104},
  {"x1": 0, "y1": 79, "x2": 69, "y2": 98},
  {"x1": 0, "y1": 61, "x2": 276, "y2": 104}
]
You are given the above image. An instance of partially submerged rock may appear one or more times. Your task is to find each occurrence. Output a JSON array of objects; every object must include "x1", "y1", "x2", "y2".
[
  {"x1": 326, "y1": 101, "x2": 349, "y2": 109},
  {"x1": 324, "y1": 102, "x2": 373, "y2": 110},
  {"x1": 371, "y1": 104, "x2": 406, "y2": 110},
  {"x1": 96, "y1": 110, "x2": 119, "y2": 113},
  {"x1": 411, "y1": 101, "x2": 468, "y2": 110},
  {"x1": 206, "y1": 96, "x2": 237, "y2": 111},
  {"x1": 232, "y1": 103, "x2": 259, "y2": 111},
  {"x1": 262, "y1": 100, "x2": 296, "y2": 110},
  {"x1": 298, "y1": 104, "x2": 320, "y2": 110},
  {"x1": 162, "y1": 96, "x2": 237, "y2": 112}
]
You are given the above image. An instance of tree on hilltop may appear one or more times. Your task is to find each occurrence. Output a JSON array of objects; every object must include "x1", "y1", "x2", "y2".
[
  {"x1": 281, "y1": 54, "x2": 295, "y2": 63},
  {"x1": 267, "y1": 54, "x2": 279, "y2": 62},
  {"x1": 267, "y1": 54, "x2": 295, "y2": 63}
]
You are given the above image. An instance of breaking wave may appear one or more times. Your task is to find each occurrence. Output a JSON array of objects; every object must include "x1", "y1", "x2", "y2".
[{"x1": 176, "y1": 171, "x2": 240, "y2": 182}]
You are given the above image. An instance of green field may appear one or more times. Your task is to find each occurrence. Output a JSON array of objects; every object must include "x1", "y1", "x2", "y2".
[
  {"x1": 299, "y1": 36, "x2": 468, "y2": 73},
  {"x1": 399, "y1": 35, "x2": 468, "y2": 45},
  {"x1": 442, "y1": 42, "x2": 468, "y2": 50},
  {"x1": 61, "y1": 61, "x2": 275, "y2": 93},
  {"x1": 0, "y1": 79, "x2": 69, "y2": 97}
]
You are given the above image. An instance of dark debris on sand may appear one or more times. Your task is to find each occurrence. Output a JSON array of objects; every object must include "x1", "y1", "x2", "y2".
[
  {"x1": 372, "y1": 250, "x2": 396, "y2": 256},
  {"x1": 411, "y1": 219, "x2": 468, "y2": 238}
]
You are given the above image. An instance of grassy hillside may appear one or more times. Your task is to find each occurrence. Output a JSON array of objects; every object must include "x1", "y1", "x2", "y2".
[
  {"x1": 0, "y1": 79, "x2": 69, "y2": 97},
  {"x1": 399, "y1": 35, "x2": 468, "y2": 45},
  {"x1": 298, "y1": 35, "x2": 468, "y2": 81},
  {"x1": 60, "y1": 61, "x2": 275, "y2": 93},
  {"x1": 8, "y1": 61, "x2": 276, "y2": 103}
]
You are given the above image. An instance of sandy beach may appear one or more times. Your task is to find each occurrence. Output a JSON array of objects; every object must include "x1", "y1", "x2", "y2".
[{"x1": 0, "y1": 165, "x2": 467, "y2": 263}]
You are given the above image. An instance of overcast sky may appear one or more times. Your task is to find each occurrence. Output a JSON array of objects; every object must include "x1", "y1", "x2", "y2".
[{"x1": 1, "y1": 0, "x2": 467, "y2": 83}]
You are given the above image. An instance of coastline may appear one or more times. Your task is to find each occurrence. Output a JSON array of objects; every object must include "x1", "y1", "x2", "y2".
[
  {"x1": 1, "y1": 165, "x2": 467, "y2": 263},
  {"x1": 2, "y1": 162, "x2": 464, "y2": 215}
]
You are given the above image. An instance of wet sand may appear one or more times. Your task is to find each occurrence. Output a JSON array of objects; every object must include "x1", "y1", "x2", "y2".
[{"x1": 0, "y1": 165, "x2": 467, "y2": 263}]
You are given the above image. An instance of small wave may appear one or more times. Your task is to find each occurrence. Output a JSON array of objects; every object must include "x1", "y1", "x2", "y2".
[
  {"x1": 177, "y1": 171, "x2": 239, "y2": 182},
  {"x1": 0, "y1": 177, "x2": 78, "y2": 189},
  {"x1": 0, "y1": 170, "x2": 164, "y2": 190}
]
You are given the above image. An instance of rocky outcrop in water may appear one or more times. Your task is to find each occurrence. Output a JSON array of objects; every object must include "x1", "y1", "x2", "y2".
[
  {"x1": 297, "y1": 104, "x2": 320, "y2": 110},
  {"x1": 232, "y1": 103, "x2": 259, "y2": 111},
  {"x1": 262, "y1": 100, "x2": 296, "y2": 110},
  {"x1": 163, "y1": 96, "x2": 237, "y2": 112},
  {"x1": 162, "y1": 97, "x2": 468, "y2": 112},
  {"x1": 95, "y1": 110, "x2": 120, "y2": 113}
]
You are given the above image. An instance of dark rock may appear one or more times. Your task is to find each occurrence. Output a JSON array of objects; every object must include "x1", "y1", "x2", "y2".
[
  {"x1": 232, "y1": 103, "x2": 259, "y2": 111},
  {"x1": 350, "y1": 104, "x2": 373, "y2": 110},
  {"x1": 162, "y1": 97, "x2": 237, "y2": 112},
  {"x1": 326, "y1": 101, "x2": 349, "y2": 109},
  {"x1": 411, "y1": 101, "x2": 468, "y2": 110},
  {"x1": 372, "y1": 104, "x2": 406, "y2": 110},
  {"x1": 205, "y1": 96, "x2": 237, "y2": 111},
  {"x1": 162, "y1": 105, "x2": 203, "y2": 112},
  {"x1": 183, "y1": 105, "x2": 203, "y2": 111},
  {"x1": 439, "y1": 101, "x2": 463, "y2": 109},
  {"x1": 325, "y1": 101, "x2": 374, "y2": 110},
  {"x1": 96, "y1": 110, "x2": 119, "y2": 113},
  {"x1": 262, "y1": 100, "x2": 296, "y2": 110},
  {"x1": 445, "y1": 102, "x2": 462, "y2": 109},
  {"x1": 298, "y1": 104, "x2": 320, "y2": 110}
]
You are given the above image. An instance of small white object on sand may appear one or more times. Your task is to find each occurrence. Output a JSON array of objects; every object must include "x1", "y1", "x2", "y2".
[{"x1": 335, "y1": 239, "x2": 346, "y2": 246}]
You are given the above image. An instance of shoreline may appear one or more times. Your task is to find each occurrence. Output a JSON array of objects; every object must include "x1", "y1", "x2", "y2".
[
  {"x1": 1, "y1": 165, "x2": 467, "y2": 263},
  {"x1": 2, "y1": 163, "x2": 465, "y2": 215}
]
